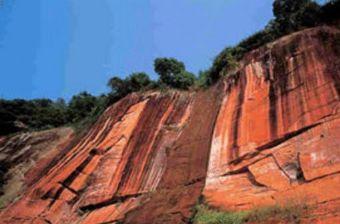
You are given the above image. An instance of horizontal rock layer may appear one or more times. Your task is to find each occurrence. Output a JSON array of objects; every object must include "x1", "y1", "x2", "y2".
[{"x1": 0, "y1": 26, "x2": 340, "y2": 224}]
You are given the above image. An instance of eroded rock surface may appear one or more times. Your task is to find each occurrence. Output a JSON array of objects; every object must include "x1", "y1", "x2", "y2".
[
  {"x1": 0, "y1": 26, "x2": 340, "y2": 224},
  {"x1": 204, "y1": 26, "x2": 340, "y2": 223},
  {"x1": 0, "y1": 127, "x2": 74, "y2": 209},
  {"x1": 0, "y1": 92, "x2": 210, "y2": 224}
]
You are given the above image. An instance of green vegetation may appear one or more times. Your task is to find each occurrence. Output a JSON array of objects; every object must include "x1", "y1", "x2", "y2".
[
  {"x1": 107, "y1": 72, "x2": 155, "y2": 98},
  {"x1": 195, "y1": 70, "x2": 211, "y2": 89},
  {"x1": 208, "y1": 47, "x2": 243, "y2": 84},
  {"x1": 1, "y1": 0, "x2": 339, "y2": 136},
  {"x1": 193, "y1": 203, "x2": 306, "y2": 224},
  {"x1": 273, "y1": 0, "x2": 321, "y2": 35},
  {"x1": 0, "y1": 58, "x2": 197, "y2": 135},
  {"x1": 193, "y1": 204, "x2": 250, "y2": 224},
  {"x1": 154, "y1": 57, "x2": 195, "y2": 90},
  {"x1": 0, "y1": 92, "x2": 109, "y2": 135},
  {"x1": 203, "y1": 0, "x2": 340, "y2": 86}
]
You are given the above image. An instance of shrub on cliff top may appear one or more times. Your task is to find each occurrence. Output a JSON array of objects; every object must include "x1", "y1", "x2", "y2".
[
  {"x1": 273, "y1": 0, "x2": 321, "y2": 35},
  {"x1": 154, "y1": 57, "x2": 195, "y2": 90},
  {"x1": 208, "y1": 47, "x2": 243, "y2": 84},
  {"x1": 203, "y1": 0, "x2": 334, "y2": 86},
  {"x1": 107, "y1": 72, "x2": 156, "y2": 98}
]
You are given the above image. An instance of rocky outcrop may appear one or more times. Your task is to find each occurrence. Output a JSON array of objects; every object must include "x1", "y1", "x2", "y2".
[
  {"x1": 0, "y1": 91, "x2": 217, "y2": 224},
  {"x1": 0, "y1": 127, "x2": 74, "y2": 209},
  {"x1": 124, "y1": 84, "x2": 223, "y2": 224},
  {"x1": 0, "y1": 26, "x2": 340, "y2": 224},
  {"x1": 204, "y1": 26, "x2": 340, "y2": 223}
]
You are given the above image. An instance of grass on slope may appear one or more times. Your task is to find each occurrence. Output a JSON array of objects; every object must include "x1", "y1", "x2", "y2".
[{"x1": 192, "y1": 203, "x2": 307, "y2": 224}]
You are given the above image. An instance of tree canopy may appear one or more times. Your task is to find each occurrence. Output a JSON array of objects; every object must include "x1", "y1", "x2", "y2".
[
  {"x1": 154, "y1": 57, "x2": 195, "y2": 89},
  {"x1": 107, "y1": 72, "x2": 155, "y2": 99},
  {"x1": 273, "y1": 0, "x2": 321, "y2": 34}
]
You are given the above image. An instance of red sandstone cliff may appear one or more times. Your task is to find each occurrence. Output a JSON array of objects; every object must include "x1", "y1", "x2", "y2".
[
  {"x1": 0, "y1": 127, "x2": 74, "y2": 210},
  {"x1": 204, "y1": 26, "x2": 340, "y2": 223},
  {"x1": 0, "y1": 26, "x2": 340, "y2": 224}
]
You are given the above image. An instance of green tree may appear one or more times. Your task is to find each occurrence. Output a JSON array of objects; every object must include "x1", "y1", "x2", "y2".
[
  {"x1": 51, "y1": 98, "x2": 69, "y2": 126},
  {"x1": 127, "y1": 72, "x2": 152, "y2": 91},
  {"x1": 208, "y1": 47, "x2": 240, "y2": 83},
  {"x1": 0, "y1": 105, "x2": 18, "y2": 135},
  {"x1": 196, "y1": 70, "x2": 211, "y2": 88},
  {"x1": 172, "y1": 71, "x2": 195, "y2": 90},
  {"x1": 107, "y1": 76, "x2": 126, "y2": 95},
  {"x1": 108, "y1": 73, "x2": 153, "y2": 96},
  {"x1": 106, "y1": 72, "x2": 155, "y2": 106},
  {"x1": 273, "y1": 0, "x2": 321, "y2": 34},
  {"x1": 154, "y1": 58, "x2": 185, "y2": 84},
  {"x1": 154, "y1": 57, "x2": 194, "y2": 89},
  {"x1": 68, "y1": 92, "x2": 97, "y2": 123}
]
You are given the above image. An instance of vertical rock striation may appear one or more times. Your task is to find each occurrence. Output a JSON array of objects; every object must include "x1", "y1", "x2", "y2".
[
  {"x1": 0, "y1": 92, "x2": 205, "y2": 224},
  {"x1": 0, "y1": 26, "x2": 340, "y2": 223},
  {"x1": 124, "y1": 83, "x2": 223, "y2": 224},
  {"x1": 204, "y1": 26, "x2": 340, "y2": 223}
]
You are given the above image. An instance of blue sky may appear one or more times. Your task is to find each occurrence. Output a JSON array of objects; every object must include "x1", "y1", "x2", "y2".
[{"x1": 0, "y1": 0, "x2": 323, "y2": 100}]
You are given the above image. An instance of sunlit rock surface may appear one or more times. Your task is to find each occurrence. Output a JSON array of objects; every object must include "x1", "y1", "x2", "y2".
[
  {"x1": 204, "y1": 26, "x2": 340, "y2": 223},
  {"x1": 0, "y1": 26, "x2": 340, "y2": 224}
]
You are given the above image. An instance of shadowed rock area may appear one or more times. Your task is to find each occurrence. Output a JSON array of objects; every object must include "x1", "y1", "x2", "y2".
[
  {"x1": 0, "y1": 26, "x2": 340, "y2": 224},
  {"x1": 0, "y1": 128, "x2": 74, "y2": 210}
]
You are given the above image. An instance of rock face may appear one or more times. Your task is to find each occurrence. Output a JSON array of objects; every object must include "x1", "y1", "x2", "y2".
[
  {"x1": 0, "y1": 91, "x2": 221, "y2": 224},
  {"x1": 0, "y1": 127, "x2": 74, "y2": 209},
  {"x1": 0, "y1": 26, "x2": 340, "y2": 224},
  {"x1": 204, "y1": 26, "x2": 340, "y2": 223}
]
